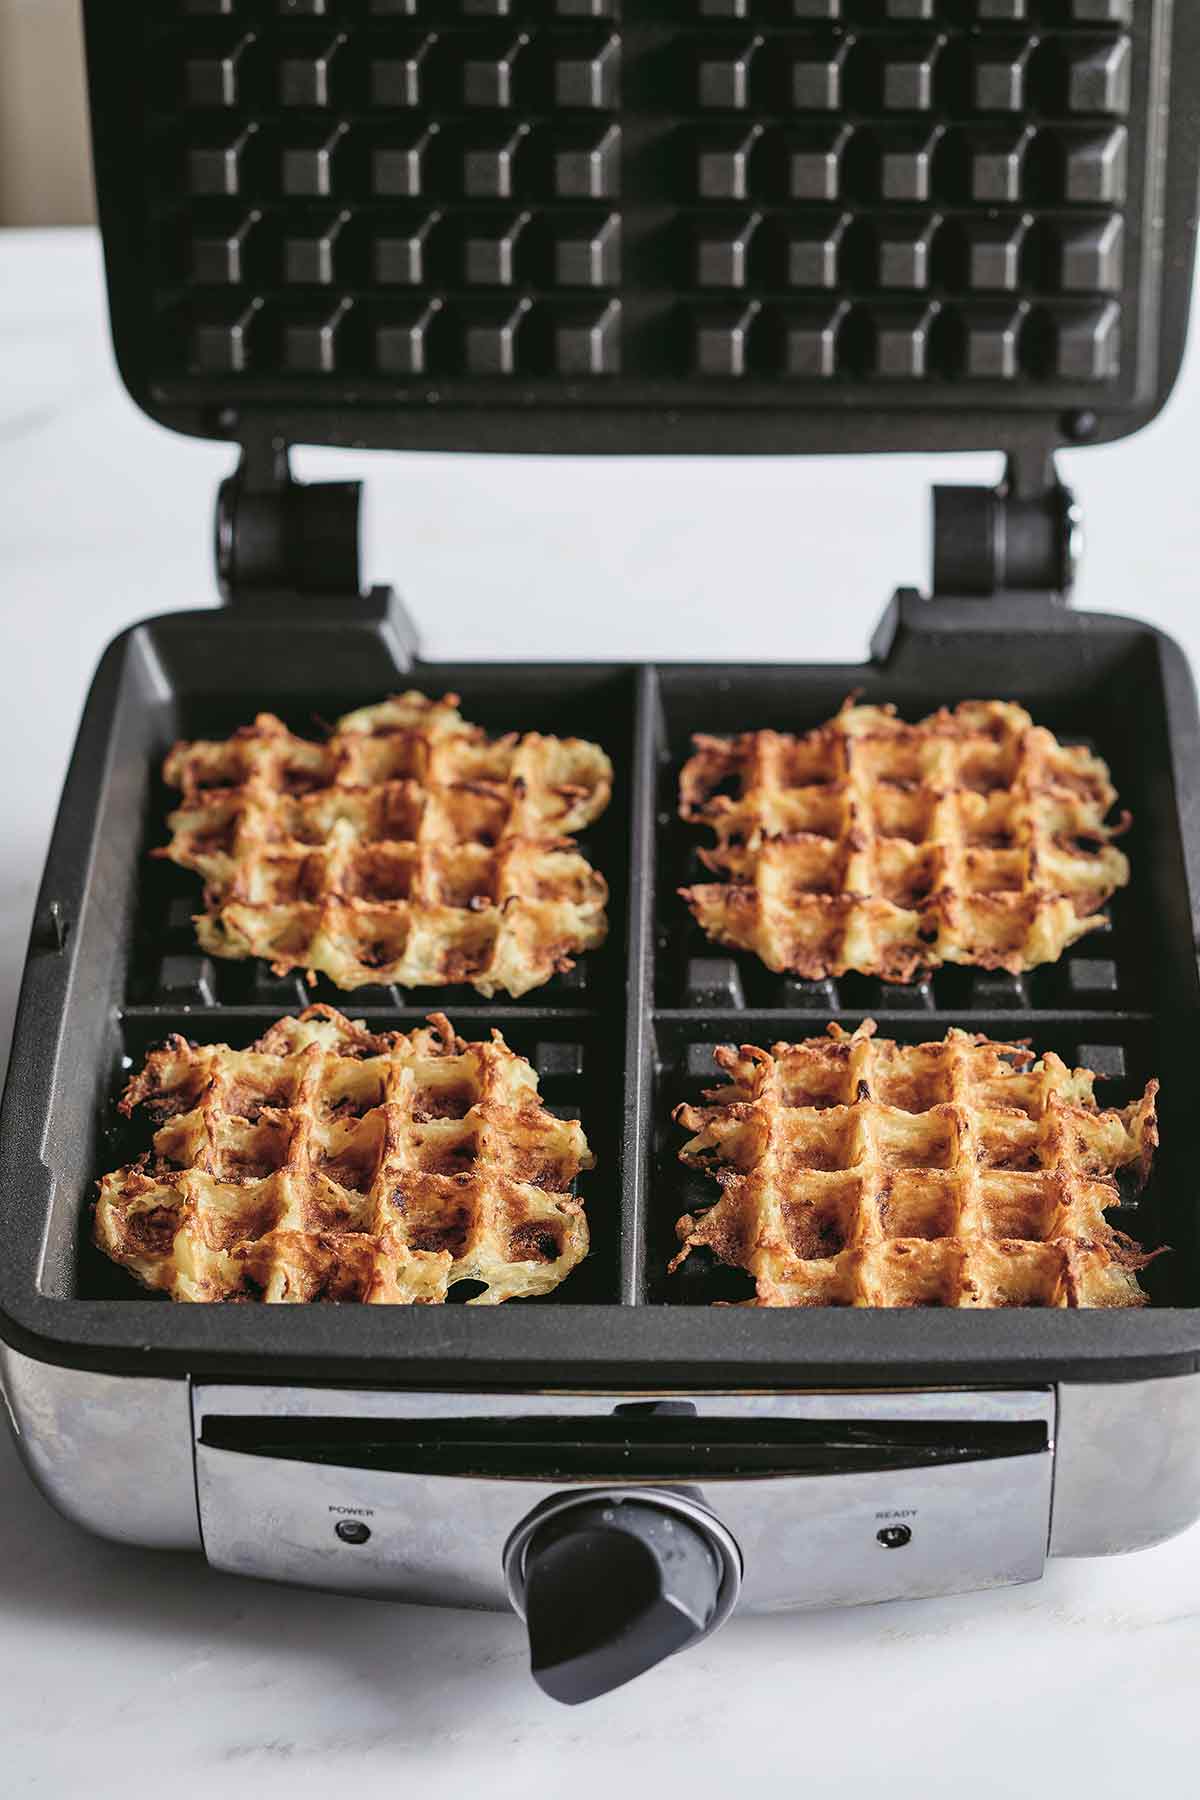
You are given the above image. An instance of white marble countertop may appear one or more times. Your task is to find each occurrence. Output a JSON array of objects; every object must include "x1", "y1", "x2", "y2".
[{"x1": 2, "y1": 226, "x2": 1200, "y2": 1795}]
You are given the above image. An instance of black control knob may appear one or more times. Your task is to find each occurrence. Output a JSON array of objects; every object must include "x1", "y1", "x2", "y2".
[{"x1": 515, "y1": 1496, "x2": 732, "y2": 1706}]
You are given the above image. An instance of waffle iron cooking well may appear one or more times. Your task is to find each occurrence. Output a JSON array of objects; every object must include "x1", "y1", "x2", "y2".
[{"x1": 3, "y1": 0, "x2": 1200, "y2": 1707}]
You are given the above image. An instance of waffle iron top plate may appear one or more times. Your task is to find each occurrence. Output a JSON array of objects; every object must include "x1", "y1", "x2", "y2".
[{"x1": 85, "y1": 0, "x2": 1200, "y2": 457}]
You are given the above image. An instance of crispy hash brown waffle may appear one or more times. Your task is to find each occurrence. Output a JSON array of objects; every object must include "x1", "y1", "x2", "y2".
[
  {"x1": 672, "y1": 1021, "x2": 1159, "y2": 1309},
  {"x1": 159, "y1": 691, "x2": 613, "y2": 997},
  {"x1": 679, "y1": 700, "x2": 1130, "y2": 982},
  {"x1": 95, "y1": 1006, "x2": 593, "y2": 1305}
]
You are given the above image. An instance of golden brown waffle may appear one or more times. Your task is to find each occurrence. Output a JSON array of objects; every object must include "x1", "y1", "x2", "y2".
[
  {"x1": 679, "y1": 700, "x2": 1129, "y2": 982},
  {"x1": 95, "y1": 1006, "x2": 592, "y2": 1305},
  {"x1": 159, "y1": 692, "x2": 613, "y2": 997},
  {"x1": 672, "y1": 1021, "x2": 1159, "y2": 1308}
]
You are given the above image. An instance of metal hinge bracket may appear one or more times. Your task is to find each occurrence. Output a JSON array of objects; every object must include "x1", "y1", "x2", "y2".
[
  {"x1": 215, "y1": 440, "x2": 371, "y2": 611},
  {"x1": 931, "y1": 452, "x2": 1081, "y2": 600}
]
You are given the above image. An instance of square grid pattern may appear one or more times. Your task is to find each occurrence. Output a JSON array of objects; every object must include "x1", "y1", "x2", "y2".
[
  {"x1": 97, "y1": 665, "x2": 1176, "y2": 1314},
  {"x1": 94, "y1": 1007, "x2": 595, "y2": 1304},
  {"x1": 643, "y1": 660, "x2": 1175, "y2": 1308},
  {"x1": 156, "y1": 693, "x2": 612, "y2": 999},
  {"x1": 667, "y1": 1023, "x2": 1159, "y2": 1306},
  {"x1": 125, "y1": 0, "x2": 1153, "y2": 399},
  {"x1": 676, "y1": 701, "x2": 1129, "y2": 985}
]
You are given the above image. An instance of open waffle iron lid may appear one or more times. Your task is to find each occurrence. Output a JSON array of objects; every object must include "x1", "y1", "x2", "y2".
[{"x1": 83, "y1": 0, "x2": 1200, "y2": 463}]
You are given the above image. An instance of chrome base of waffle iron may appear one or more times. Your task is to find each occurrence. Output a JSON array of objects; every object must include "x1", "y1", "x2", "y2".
[{"x1": 7, "y1": 1345, "x2": 1200, "y2": 1609}]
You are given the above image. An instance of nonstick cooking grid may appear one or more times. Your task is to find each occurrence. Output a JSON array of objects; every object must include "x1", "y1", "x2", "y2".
[
  {"x1": 95, "y1": 665, "x2": 632, "y2": 1309},
  {"x1": 85, "y1": 0, "x2": 1189, "y2": 453},
  {"x1": 641, "y1": 652, "x2": 1187, "y2": 1311},
  {"x1": 64, "y1": 630, "x2": 1189, "y2": 1317},
  {"x1": 129, "y1": 684, "x2": 630, "y2": 1013},
  {"x1": 156, "y1": 1, "x2": 1143, "y2": 390},
  {"x1": 1, "y1": 582, "x2": 1197, "y2": 1390}
]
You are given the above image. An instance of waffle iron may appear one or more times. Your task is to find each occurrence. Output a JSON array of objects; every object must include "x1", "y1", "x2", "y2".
[{"x1": 3, "y1": 0, "x2": 1200, "y2": 1706}]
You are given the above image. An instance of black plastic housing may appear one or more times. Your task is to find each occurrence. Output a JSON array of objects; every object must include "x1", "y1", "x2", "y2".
[
  {"x1": 84, "y1": 0, "x2": 1200, "y2": 458},
  {"x1": 2, "y1": 589, "x2": 1199, "y2": 1388}
]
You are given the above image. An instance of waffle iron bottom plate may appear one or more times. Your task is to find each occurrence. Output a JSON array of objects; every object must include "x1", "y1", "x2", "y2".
[{"x1": 1, "y1": 588, "x2": 1199, "y2": 1387}]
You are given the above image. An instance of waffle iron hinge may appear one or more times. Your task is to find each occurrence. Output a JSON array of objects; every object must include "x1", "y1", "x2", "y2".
[
  {"x1": 872, "y1": 451, "x2": 1082, "y2": 662},
  {"x1": 931, "y1": 451, "x2": 1081, "y2": 603},
  {"x1": 214, "y1": 441, "x2": 419, "y2": 658}
]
